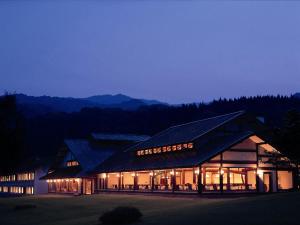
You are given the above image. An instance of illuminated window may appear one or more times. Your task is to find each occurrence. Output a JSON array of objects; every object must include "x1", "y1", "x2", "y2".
[
  {"x1": 188, "y1": 143, "x2": 194, "y2": 149},
  {"x1": 17, "y1": 173, "x2": 34, "y2": 181},
  {"x1": 137, "y1": 142, "x2": 194, "y2": 156},
  {"x1": 67, "y1": 161, "x2": 79, "y2": 167},
  {"x1": 26, "y1": 187, "x2": 34, "y2": 195}
]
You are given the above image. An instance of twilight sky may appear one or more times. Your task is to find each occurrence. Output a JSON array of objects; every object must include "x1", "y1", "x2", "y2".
[{"x1": 0, "y1": 1, "x2": 299, "y2": 104}]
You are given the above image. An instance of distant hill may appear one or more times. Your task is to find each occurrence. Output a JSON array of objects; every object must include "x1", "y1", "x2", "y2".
[
  {"x1": 13, "y1": 94, "x2": 166, "y2": 116},
  {"x1": 293, "y1": 93, "x2": 300, "y2": 98}
]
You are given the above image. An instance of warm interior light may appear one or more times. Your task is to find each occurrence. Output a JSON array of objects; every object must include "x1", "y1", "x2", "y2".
[{"x1": 257, "y1": 169, "x2": 263, "y2": 176}]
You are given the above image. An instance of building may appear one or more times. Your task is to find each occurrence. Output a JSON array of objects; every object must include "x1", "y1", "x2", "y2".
[
  {"x1": 40, "y1": 133, "x2": 150, "y2": 195},
  {"x1": 92, "y1": 111, "x2": 296, "y2": 194},
  {"x1": 0, "y1": 164, "x2": 48, "y2": 196}
]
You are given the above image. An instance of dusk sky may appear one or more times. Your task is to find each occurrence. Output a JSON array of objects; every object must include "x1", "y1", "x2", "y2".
[{"x1": 0, "y1": 1, "x2": 299, "y2": 104}]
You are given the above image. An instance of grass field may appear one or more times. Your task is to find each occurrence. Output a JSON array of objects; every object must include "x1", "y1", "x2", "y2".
[{"x1": 0, "y1": 192, "x2": 299, "y2": 225}]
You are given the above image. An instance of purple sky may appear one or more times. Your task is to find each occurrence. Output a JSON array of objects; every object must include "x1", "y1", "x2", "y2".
[{"x1": 0, "y1": 1, "x2": 300, "y2": 104}]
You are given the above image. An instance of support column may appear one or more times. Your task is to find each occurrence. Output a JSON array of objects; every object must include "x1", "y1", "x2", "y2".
[
  {"x1": 197, "y1": 166, "x2": 202, "y2": 194},
  {"x1": 219, "y1": 168, "x2": 223, "y2": 193},
  {"x1": 203, "y1": 167, "x2": 206, "y2": 192},
  {"x1": 118, "y1": 172, "x2": 121, "y2": 191},
  {"x1": 220, "y1": 153, "x2": 224, "y2": 193},
  {"x1": 227, "y1": 168, "x2": 230, "y2": 191},
  {"x1": 133, "y1": 172, "x2": 138, "y2": 191},
  {"x1": 172, "y1": 170, "x2": 176, "y2": 193},
  {"x1": 245, "y1": 170, "x2": 249, "y2": 191},
  {"x1": 256, "y1": 143, "x2": 260, "y2": 193},
  {"x1": 151, "y1": 171, "x2": 155, "y2": 192}
]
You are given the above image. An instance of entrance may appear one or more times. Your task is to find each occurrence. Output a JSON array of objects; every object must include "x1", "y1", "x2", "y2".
[
  {"x1": 263, "y1": 172, "x2": 273, "y2": 193},
  {"x1": 84, "y1": 179, "x2": 93, "y2": 195}
]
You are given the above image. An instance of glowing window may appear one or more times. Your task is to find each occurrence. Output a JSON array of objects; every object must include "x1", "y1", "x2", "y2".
[
  {"x1": 67, "y1": 161, "x2": 79, "y2": 167},
  {"x1": 188, "y1": 143, "x2": 194, "y2": 149}
]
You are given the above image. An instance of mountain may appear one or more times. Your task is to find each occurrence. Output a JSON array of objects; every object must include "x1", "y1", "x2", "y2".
[
  {"x1": 82, "y1": 94, "x2": 162, "y2": 106},
  {"x1": 293, "y1": 93, "x2": 300, "y2": 98},
  {"x1": 13, "y1": 93, "x2": 166, "y2": 116}
]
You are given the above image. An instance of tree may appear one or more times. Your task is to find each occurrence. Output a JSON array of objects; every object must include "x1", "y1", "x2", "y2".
[
  {"x1": 0, "y1": 94, "x2": 24, "y2": 173},
  {"x1": 274, "y1": 109, "x2": 300, "y2": 162}
]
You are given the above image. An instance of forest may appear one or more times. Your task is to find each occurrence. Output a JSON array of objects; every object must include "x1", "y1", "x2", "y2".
[{"x1": 0, "y1": 94, "x2": 300, "y2": 173}]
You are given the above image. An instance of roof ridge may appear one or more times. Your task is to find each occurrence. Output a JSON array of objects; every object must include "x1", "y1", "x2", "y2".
[
  {"x1": 91, "y1": 132, "x2": 150, "y2": 136},
  {"x1": 191, "y1": 111, "x2": 245, "y2": 141},
  {"x1": 168, "y1": 110, "x2": 245, "y2": 129},
  {"x1": 124, "y1": 111, "x2": 245, "y2": 152}
]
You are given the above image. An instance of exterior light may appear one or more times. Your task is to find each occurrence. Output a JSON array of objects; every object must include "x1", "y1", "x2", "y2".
[
  {"x1": 220, "y1": 169, "x2": 224, "y2": 175},
  {"x1": 131, "y1": 173, "x2": 135, "y2": 177},
  {"x1": 194, "y1": 169, "x2": 200, "y2": 175},
  {"x1": 102, "y1": 174, "x2": 107, "y2": 179},
  {"x1": 46, "y1": 180, "x2": 49, "y2": 183},
  {"x1": 170, "y1": 170, "x2": 175, "y2": 175},
  {"x1": 149, "y1": 172, "x2": 154, "y2": 176},
  {"x1": 257, "y1": 169, "x2": 263, "y2": 176},
  {"x1": 117, "y1": 174, "x2": 120, "y2": 177}
]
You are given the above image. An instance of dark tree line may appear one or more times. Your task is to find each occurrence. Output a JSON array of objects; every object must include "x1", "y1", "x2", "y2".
[
  {"x1": 0, "y1": 95, "x2": 25, "y2": 173},
  {"x1": 274, "y1": 110, "x2": 300, "y2": 162}
]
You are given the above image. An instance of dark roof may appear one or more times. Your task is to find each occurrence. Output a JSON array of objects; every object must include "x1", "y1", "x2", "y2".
[
  {"x1": 125, "y1": 111, "x2": 245, "y2": 152},
  {"x1": 91, "y1": 133, "x2": 150, "y2": 142},
  {"x1": 41, "y1": 139, "x2": 116, "y2": 179},
  {"x1": 40, "y1": 166, "x2": 82, "y2": 180},
  {"x1": 64, "y1": 139, "x2": 115, "y2": 172},
  {"x1": 93, "y1": 131, "x2": 253, "y2": 173}
]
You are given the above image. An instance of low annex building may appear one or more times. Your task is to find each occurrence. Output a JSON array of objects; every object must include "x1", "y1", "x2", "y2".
[
  {"x1": 0, "y1": 163, "x2": 48, "y2": 196},
  {"x1": 93, "y1": 111, "x2": 296, "y2": 194},
  {"x1": 41, "y1": 133, "x2": 150, "y2": 195}
]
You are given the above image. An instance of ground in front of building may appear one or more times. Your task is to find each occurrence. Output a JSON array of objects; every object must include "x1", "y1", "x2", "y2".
[{"x1": 0, "y1": 192, "x2": 300, "y2": 225}]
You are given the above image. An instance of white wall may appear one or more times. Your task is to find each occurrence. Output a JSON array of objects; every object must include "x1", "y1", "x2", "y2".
[{"x1": 34, "y1": 168, "x2": 48, "y2": 194}]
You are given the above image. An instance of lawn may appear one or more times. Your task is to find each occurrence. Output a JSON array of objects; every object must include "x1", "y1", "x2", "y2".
[{"x1": 0, "y1": 192, "x2": 299, "y2": 225}]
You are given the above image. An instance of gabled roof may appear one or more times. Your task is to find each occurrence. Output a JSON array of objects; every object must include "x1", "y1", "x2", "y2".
[
  {"x1": 93, "y1": 131, "x2": 254, "y2": 173},
  {"x1": 40, "y1": 166, "x2": 82, "y2": 180},
  {"x1": 125, "y1": 111, "x2": 245, "y2": 152},
  {"x1": 40, "y1": 139, "x2": 117, "y2": 180},
  {"x1": 91, "y1": 133, "x2": 150, "y2": 142},
  {"x1": 64, "y1": 139, "x2": 114, "y2": 172}
]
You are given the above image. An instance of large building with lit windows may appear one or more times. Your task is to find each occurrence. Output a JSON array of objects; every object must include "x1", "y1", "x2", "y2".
[
  {"x1": 92, "y1": 111, "x2": 296, "y2": 194},
  {"x1": 41, "y1": 111, "x2": 296, "y2": 195}
]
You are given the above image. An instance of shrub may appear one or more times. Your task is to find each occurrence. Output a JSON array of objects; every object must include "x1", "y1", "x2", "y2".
[
  {"x1": 14, "y1": 204, "x2": 37, "y2": 211},
  {"x1": 99, "y1": 206, "x2": 142, "y2": 224}
]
